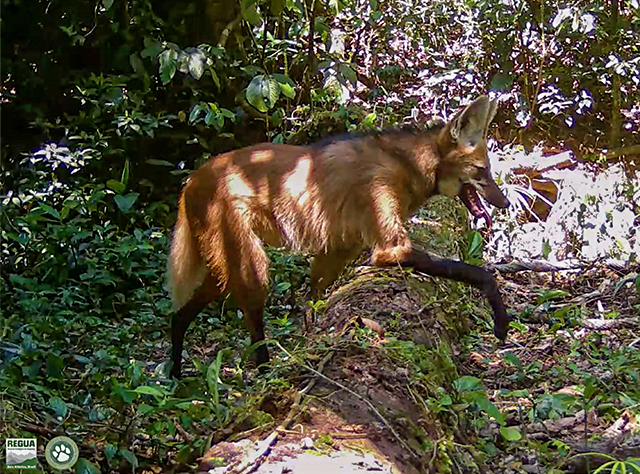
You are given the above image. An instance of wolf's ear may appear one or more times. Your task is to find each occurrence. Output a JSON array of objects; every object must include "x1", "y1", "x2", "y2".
[{"x1": 449, "y1": 95, "x2": 495, "y2": 147}]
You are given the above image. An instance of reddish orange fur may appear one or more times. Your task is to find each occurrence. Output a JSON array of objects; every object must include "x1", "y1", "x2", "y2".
[{"x1": 167, "y1": 95, "x2": 510, "y2": 376}]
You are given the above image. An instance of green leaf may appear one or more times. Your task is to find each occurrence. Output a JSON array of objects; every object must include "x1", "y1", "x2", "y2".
[
  {"x1": 159, "y1": 49, "x2": 178, "y2": 85},
  {"x1": 141, "y1": 39, "x2": 163, "y2": 59},
  {"x1": 134, "y1": 385, "x2": 166, "y2": 400},
  {"x1": 121, "y1": 159, "x2": 130, "y2": 187},
  {"x1": 246, "y1": 75, "x2": 281, "y2": 113},
  {"x1": 114, "y1": 193, "x2": 139, "y2": 213},
  {"x1": 500, "y1": 426, "x2": 522, "y2": 441},
  {"x1": 119, "y1": 449, "x2": 138, "y2": 470},
  {"x1": 47, "y1": 354, "x2": 65, "y2": 379},
  {"x1": 467, "y1": 230, "x2": 483, "y2": 258},
  {"x1": 262, "y1": 76, "x2": 281, "y2": 109},
  {"x1": 362, "y1": 112, "x2": 377, "y2": 127},
  {"x1": 469, "y1": 391, "x2": 504, "y2": 423},
  {"x1": 542, "y1": 240, "x2": 552, "y2": 259},
  {"x1": 453, "y1": 376, "x2": 483, "y2": 392},
  {"x1": 137, "y1": 404, "x2": 155, "y2": 415},
  {"x1": 106, "y1": 179, "x2": 126, "y2": 194},
  {"x1": 103, "y1": 444, "x2": 117, "y2": 463},
  {"x1": 489, "y1": 72, "x2": 514, "y2": 92},
  {"x1": 220, "y1": 108, "x2": 236, "y2": 120},
  {"x1": 146, "y1": 159, "x2": 174, "y2": 167},
  {"x1": 210, "y1": 67, "x2": 221, "y2": 90},
  {"x1": 270, "y1": 0, "x2": 285, "y2": 16},
  {"x1": 188, "y1": 49, "x2": 206, "y2": 80},
  {"x1": 536, "y1": 289, "x2": 569, "y2": 303},
  {"x1": 241, "y1": 0, "x2": 262, "y2": 25},
  {"x1": 49, "y1": 396, "x2": 68, "y2": 418},
  {"x1": 279, "y1": 82, "x2": 295, "y2": 99},
  {"x1": 102, "y1": 0, "x2": 114, "y2": 10},
  {"x1": 75, "y1": 458, "x2": 102, "y2": 474},
  {"x1": 584, "y1": 376, "x2": 598, "y2": 400},
  {"x1": 189, "y1": 103, "x2": 205, "y2": 123},
  {"x1": 503, "y1": 352, "x2": 522, "y2": 370},
  {"x1": 129, "y1": 54, "x2": 145, "y2": 76},
  {"x1": 39, "y1": 203, "x2": 61, "y2": 220},
  {"x1": 338, "y1": 63, "x2": 357, "y2": 85},
  {"x1": 177, "y1": 50, "x2": 189, "y2": 74}
]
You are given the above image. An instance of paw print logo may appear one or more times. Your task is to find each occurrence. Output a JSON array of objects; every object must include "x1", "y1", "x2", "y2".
[
  {"x1": 53, "y1": 443, "x2": 71, "y2": 462},
  {"x1": 45, "y1": 436, "x2": 79, "y2": 469}
]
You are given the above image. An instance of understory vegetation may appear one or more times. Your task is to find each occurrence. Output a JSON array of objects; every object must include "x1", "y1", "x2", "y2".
[{"x1": 1, "y1": 0, "x2": 639, "y2": 473}]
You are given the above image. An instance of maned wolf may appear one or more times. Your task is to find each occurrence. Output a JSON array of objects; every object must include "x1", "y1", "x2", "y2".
[{"x1": 166, "y1": 95, "x2": 510, "y2": 378}]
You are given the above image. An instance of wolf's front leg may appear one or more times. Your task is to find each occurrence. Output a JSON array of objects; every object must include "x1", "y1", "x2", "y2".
[{"x1": 371, "y1": 246, "x2": 510, "y2": 340}]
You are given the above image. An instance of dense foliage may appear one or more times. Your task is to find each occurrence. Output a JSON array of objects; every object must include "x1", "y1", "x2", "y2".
[{"x1": 2, "y1": 0, "x2": 639, "y2": 472}]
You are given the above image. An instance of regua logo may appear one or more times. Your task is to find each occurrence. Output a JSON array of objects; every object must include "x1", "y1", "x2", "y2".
[
  {"x1": 6, "y1": 438, "x2": 38, "y2": 469},
  {"x1": 45, "y1": 436, "x2": 79, "y2": 470}
]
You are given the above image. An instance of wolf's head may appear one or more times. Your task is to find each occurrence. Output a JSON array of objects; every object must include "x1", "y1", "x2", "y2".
[{"x1": 436, "y1": 95, "x2": 509, "y2": 226}]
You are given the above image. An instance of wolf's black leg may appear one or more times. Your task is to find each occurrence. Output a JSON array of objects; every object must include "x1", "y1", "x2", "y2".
[{"x1": 388, "y1": 250, "x2": 510, "y2": 339}]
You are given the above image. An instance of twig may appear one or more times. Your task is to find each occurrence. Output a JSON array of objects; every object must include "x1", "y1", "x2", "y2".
[
  {"x1": 580, "y1": 317, "x2": 640, "y2": 330},
  {"x1": 19, "y1": 422, "x2": 95, "y2": 452},
  {"x1": 218, "y1": 16, "x2": 242, "y2": 48},
  {"x1": 487, "y1": 260, "x2": 582, "y2": 273},
  {"x1": 487, "y1": 259, "x2": 632, "y2": 273},
  {"x1": 19, "y1": 422, "x2": 62, "y2": 437},
  {"x1": 605, "y1": 144, "x2": 640, "y2": 159},
  {"x1": 174, "y1": 420, "x2": 195, "y2": 443}
]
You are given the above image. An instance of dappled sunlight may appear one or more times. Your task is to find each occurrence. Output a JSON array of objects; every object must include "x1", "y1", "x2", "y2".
[
  {"x1": 250, "y1": 149, "x2": 274, "y2": 163},
  {"x1": 283, "y1": 155, "x2": 313, "y2": 203},
  {"x1": 225, "y1": 167, "x2": 256, "y2": 220}
]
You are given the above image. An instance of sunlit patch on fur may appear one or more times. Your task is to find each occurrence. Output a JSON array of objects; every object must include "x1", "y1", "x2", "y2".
[
  {"x1": 226, "y1": 169, "x2": 254, "y2": 199},
  {"x1": 166, "y1": 197, "x2": 208, "y2": 310},
  {"x1": 250, "y1": 150, "x2": 274, "y2": 163},
  {"x1": 283, "y1": 156, "x2": 312, "y2": 203}
]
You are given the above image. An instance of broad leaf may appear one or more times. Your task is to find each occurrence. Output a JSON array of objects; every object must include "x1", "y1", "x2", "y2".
[
  {"x1": 106, "y1": 179, "x2": 126, "y2": 194},
  {"x1": 75, "y1": 458, "x2": 102, "y2": 474},
  {"x1": 246, "y1": 75, "x2": 281, "y2": 112},
  {"x1": 49, "y1": 396, "x2": 68, "y2": 417},
  {"x1": 114, "y1": 193, "x2": 139, "y2": 213},
  {"x1": 159, "y1": 49, "x2": 178, "y2": 85},
  {"x1": 500, "y1": 426, "x2": 522, "y2": 441},
  {"x1": 338, "y1": 63, "x2": 357, "y2": 85},
  {"x1": 134, "y1": 385, "x2": 166, "y2": 400},
  {"x1": 129, "y1": 53, "x2": 145, "y2": 76},
  {"x1": 119, "y1": 449, "x2": 138, "y2": 469},
  {"x1": 188, "y1": 49, "x2": 206, "y2": 80},
  {"x1": 241, "y1": 0, "x2": 262, "y2": 25},
  {"x1": 270, "y1": 0, "x2": 285, "y2": 16},
  {"x1": 453, "y1": 376, "x2": 483, "y2": 392},
  {"x1": 39, "y1": 203, "x2": 61, "y2": 220},
  {"x1": 141, "y1": 39, "x2": 163, "y2": 59}
]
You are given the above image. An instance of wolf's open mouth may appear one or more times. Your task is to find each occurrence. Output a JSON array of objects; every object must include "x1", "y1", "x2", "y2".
[{"x1": 459, "y1": 183, "x2": 491, "y2": 227}]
